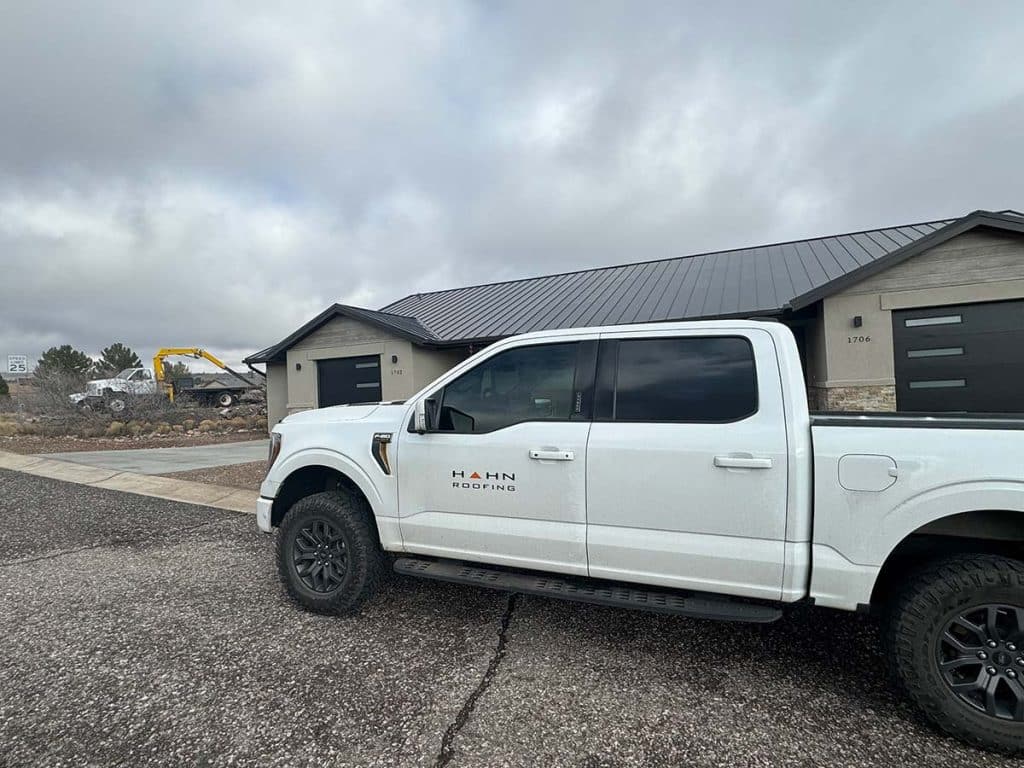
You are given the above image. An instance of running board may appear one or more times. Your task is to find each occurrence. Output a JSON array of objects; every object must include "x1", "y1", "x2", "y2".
[{"x1": 393, "y1": 557, "x2": 782, "y2": 623}]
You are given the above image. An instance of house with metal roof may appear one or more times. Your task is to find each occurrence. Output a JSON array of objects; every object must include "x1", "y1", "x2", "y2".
[{"x1": 247, "y1": 209, "x2": 1024, "y2": 428}]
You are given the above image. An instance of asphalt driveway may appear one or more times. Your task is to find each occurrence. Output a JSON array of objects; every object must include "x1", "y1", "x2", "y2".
[{"x1": 0, "y1": 468, "x2": 1015, "y2": 767}]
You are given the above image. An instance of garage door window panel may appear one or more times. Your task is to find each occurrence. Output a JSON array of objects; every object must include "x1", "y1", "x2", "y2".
[
  {"x1": 904, "y1": 315, "x2": 963, "y2": 327},
  {"x1": 906, "y1": 347, "x2": 964, "y2": 358}
]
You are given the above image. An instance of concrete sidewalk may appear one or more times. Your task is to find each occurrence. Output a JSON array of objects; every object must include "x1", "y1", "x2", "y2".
[
  {"x1": 41, "y1": 439, "x2": 269, "y2": 474},
  {"x1": 0, "y1": 450, "x2": 257, "y2": 513}
]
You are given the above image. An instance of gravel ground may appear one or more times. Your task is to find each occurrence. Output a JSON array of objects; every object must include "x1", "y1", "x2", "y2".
[
  {"x1": 160, "y1": 461, "x2": 268, "y2": 490},
  {"x1": 0, "y1": 469, "x2": 1016, "y2": 767},
  {"x1": 0, "y1": 431, "x2": 266, "y2": 455}
]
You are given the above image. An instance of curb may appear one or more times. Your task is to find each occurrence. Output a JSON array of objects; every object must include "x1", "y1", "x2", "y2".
[{"x1": 0, "y1": 450, "x2": 258, "y2": 514}]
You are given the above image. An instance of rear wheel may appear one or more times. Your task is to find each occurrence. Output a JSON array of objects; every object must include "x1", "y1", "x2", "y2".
[
  {"x1": 888, "y1": 554, "x2": 1024, "y2": 754},
  {"x1": 276, "y1": 491, "x2": 384, "y2": 615}
]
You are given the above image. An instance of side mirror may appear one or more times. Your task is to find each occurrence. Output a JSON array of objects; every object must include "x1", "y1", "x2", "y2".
[
  {"x1": 415, "y1": 398, "x2": 439, "y2": 433},
  {"x1": 414, "y1": 399, "x2": 428, "y2": 434}
]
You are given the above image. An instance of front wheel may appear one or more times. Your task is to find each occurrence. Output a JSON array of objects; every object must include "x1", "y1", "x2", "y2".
[
  {"x1": 217, "y1": 392, "x2": 236, "y2": 408},
  {"x1": 888, "y1": 555, "x2": 1024, "y2": 754},
  {"x1": 276, "y1": 491, "x2": 385, "y2": 615}
]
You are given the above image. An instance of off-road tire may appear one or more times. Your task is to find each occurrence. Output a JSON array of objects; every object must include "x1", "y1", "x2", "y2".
[
  {"x1": 216, "y1": 392, "x2": 236, "y2": 408},
  {"x1": 887, "y1": 554, "x2": 1024, "y2": 754},
  {"x1": 276, "y1": 490, "x2": 385, "y2": 615}
]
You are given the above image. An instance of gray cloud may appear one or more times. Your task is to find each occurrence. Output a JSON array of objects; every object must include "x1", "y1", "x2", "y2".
[{"x1": 1, "y1": 1, "x2": 1022, "y2": 367}]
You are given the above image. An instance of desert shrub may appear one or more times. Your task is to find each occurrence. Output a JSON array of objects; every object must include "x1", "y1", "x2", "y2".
[{"x1": 105, "y1": 421, "x2": 127, "y2": 437}]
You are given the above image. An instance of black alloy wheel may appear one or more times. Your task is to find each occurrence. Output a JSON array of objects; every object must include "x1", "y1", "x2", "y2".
[
  {"x1": 938, "y1": 604, "x2": 1024, "y2": 721},
  {"x1": 888, "y1": 554, "x2": 1024, "y2": 754},
  {"x1": 276, "y1": 490, "x2": 386, "y2": 615},
  {"x1": 292, "y1": 518, "x2": 349, "y2": 593}
]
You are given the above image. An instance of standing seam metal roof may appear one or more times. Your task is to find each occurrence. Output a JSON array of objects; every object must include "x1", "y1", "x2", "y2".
[
  {"x1": 381, "y1": 217, "x2": 958, "y2": 340},
  {"x1": 245, "y1": 210, "x2": 1024, "y2": 364}
]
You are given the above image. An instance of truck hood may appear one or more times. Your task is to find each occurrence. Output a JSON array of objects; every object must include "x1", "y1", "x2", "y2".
[{"x1": 280, "y1": 402, "x2": 406, "y2": 425}]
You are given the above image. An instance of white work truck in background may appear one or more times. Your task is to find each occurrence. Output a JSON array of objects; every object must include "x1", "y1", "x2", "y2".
[{"x1": 258, "y1": 320, "x2": 1024, "y2": 754}]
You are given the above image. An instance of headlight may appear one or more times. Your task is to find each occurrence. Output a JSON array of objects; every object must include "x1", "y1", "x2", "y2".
[{"x1": 267, "y1": 432, "x2": 282, "y2": 471}]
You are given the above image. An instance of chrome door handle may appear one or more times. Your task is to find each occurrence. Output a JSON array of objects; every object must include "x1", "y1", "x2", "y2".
[
  {"x1": 714, "y1": 455, "x2": 773, "y2": 470},
  {"x1": 529, "y1": 449, "x2": 575, "y2": 461}
]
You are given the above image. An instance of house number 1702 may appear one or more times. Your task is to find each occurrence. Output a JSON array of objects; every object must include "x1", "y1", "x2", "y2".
[{"x1": 847, "y1": 335, "x2": 871, "y2": 343}]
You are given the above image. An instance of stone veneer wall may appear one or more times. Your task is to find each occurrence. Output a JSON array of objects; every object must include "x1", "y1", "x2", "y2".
[{"x1": 808, "y1": 385, "x2": 896, "y2": 413}]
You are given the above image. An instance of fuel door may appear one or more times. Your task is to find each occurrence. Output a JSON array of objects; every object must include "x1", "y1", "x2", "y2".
[{"x1": 838, "y1": 454, "x2": 898, "y2": 492}]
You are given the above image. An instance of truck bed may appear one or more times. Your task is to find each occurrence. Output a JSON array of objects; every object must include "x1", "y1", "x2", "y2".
[{"x1": 808, "y1": 410, "x2": 1024, "y2": 610}]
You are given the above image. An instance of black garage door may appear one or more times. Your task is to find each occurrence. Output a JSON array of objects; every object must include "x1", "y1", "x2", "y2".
[
  {"x1": 892, "y1": 299, "x2": 1024, "y2": 412},
  {"x1": 317, "y1": 355, "x2": 382, "y2": 408}
]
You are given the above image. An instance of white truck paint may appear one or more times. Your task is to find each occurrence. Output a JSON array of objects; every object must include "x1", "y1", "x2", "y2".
[
  {"x1": 258, "y1": 320, "x2": 1023, "y2": 610},
  {"x1": 84, "y1": 367, "x2": 158, "y2": 397},
  {"x1": 258, "y1": 320, "x2": 1024, "y2": 752}
]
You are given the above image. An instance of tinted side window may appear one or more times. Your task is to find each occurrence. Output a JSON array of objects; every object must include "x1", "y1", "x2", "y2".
[
  {"x1": 612, "y1": 337, "x2": 757, "y2": 422},
  {"x1": 438, "y1": 343, "x2": 578, "y2": 433}
]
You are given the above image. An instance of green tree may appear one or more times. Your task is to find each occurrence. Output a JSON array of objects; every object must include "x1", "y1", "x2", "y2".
[
  {"x1": 35, "y1": 345, "x2": 94, "y2": 381},
  {"x1": 93, "y1": 342, "x2": 143, "y2": 377},
  {"x1": 163, "y1": 361, "x2": 191, "y2": 381},
  {"x1": 0, "y1": 374, "x2": 9, "y2": 398}
]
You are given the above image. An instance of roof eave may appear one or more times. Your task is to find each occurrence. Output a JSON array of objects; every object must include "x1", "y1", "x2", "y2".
[
  {"x1": 243, "y1": 303, "x2": 438, "y2": 365},
  {"x1": 786, "y1": 211, "x2": 1024, "y2": 311}
]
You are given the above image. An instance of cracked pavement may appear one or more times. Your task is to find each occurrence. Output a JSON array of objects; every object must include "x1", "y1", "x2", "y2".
[{"x1": 0, "y1": 469, "x2": 1017, "y2": 767}]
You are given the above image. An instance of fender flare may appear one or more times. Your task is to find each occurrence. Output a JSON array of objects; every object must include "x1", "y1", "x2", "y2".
[
  {"x1": 873, "y1": 480, "x2": 1024, "y2": 570},
  {"x1": 269, "y1": 447, "x2": 385, "y2": 517}
]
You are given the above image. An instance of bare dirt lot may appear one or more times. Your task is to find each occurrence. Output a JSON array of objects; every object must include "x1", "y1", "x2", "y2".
[{"x1": 161, "y1": 460, "x2": 267, "y2": 490}]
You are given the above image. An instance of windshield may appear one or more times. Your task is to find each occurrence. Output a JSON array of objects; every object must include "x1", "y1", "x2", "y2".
[{"x1": 116, "y1": 368, "x2": 136, "y2": 379}]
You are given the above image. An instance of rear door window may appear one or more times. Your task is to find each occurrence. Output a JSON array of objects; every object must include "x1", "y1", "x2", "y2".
[{"x1": 604, "y1": 337, "x2": 758, "y2": 422}]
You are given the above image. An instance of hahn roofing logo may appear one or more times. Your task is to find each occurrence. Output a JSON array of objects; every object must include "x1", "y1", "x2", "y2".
[{"x1": 452, "y1": 469, "x2": 516, "y2": 492}]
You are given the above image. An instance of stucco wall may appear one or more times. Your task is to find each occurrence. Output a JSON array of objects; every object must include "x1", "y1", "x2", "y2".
[
  {"x1": 410, "y1": 345, "x2": 472, "y2": 394},
  {"x1": 266, "y1": 363, "x2": 288, "y2": 429},
  {"x1": 283, "y1": 316, "x2": 413, "y2": 413},
  {"x1": 269, "y1": 315, "x2": 475, "y2": 417},
  {"x1": 813, "y1": 228, "x2": 1024, "y2": 410}
]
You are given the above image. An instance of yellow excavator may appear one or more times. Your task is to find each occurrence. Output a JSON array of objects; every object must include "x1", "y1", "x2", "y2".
[{"x1": 153, "y1": 348, "x2": 265, "y2": 407}]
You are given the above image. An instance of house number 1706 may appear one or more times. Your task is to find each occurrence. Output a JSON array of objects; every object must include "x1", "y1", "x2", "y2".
[{"x1": 847, "y1": 335, "x2": 871, "y2": 343}]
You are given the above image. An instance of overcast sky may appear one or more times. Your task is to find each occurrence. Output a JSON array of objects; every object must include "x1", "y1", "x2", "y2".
[{"x1": 1, "y1": 1, "x2": 1022, "y2": 369}]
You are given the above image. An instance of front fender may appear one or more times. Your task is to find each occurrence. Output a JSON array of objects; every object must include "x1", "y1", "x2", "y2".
[{"x1": 262, "y1": 447, "x2": 386, "y2": 518}]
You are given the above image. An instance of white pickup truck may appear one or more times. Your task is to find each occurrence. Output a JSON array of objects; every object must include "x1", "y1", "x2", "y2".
[{"x1": 258, "y1": 320, "x2": 1024, "y2": 753}]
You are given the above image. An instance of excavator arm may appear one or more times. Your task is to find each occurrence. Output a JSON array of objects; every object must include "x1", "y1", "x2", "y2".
[{"x1": 153, "y1": 348, "x2": 264, "y2": 402}]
